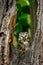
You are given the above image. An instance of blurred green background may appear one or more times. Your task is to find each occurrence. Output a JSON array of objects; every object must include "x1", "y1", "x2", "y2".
[{"x1": 13, "y1": 0, "x2": 36, "y2": 48}]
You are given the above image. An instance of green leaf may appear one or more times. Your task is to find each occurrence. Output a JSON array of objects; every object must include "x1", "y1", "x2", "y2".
[
  {"x1": 18, "y1": 14, "x2": 31, "y2": 25},
  {"x1": 16, "y1": 0, "x2": 30, "y2": 7},
  {"x1": 27, "y1": 15, "x2": 31, "y2": 25}
]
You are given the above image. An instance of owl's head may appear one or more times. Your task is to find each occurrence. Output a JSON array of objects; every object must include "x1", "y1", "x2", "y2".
[{"x1": 18, "y1": 32, "x2": 30, "y2": 50}]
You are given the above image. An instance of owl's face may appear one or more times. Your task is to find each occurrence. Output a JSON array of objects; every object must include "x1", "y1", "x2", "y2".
[
  {"x1": 18, "y1": 32, "x2": 30, "y2": 50},
  {"x1": 19, "y1": 32, "x2": 29, "y2": 41}
]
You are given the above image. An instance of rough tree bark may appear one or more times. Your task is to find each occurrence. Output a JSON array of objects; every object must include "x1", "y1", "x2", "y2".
[
  {"x1": 31, "y1": 0, "x2": 43, "y2": 65},
  {"x1": 0, "y1": 0, "x2": 17, "y2": 65}
]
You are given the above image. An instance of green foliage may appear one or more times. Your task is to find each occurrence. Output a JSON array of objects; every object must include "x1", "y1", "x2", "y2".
[
  {"x1": 16, "y1": 0, "x2": 30, "y2": 7},
  {"x1": 29, "y1": 0, "x2": 35, "y2": 3},
  {"x1": 14, "y1": 0, "x2": 31, "y2": 48}
]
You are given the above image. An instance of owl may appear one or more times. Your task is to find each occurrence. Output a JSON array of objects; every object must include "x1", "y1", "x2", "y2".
[{"x1": 18, "y1": 32, "x2": 30, "y2": 55}]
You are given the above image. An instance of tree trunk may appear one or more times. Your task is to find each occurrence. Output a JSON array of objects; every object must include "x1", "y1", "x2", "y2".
[
  {"x1": 31, "y1": 0, "x2": 43, "y2": 65},
  {"x1": 0, "y1": 0, "x2": 17, "y2": 65}
]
